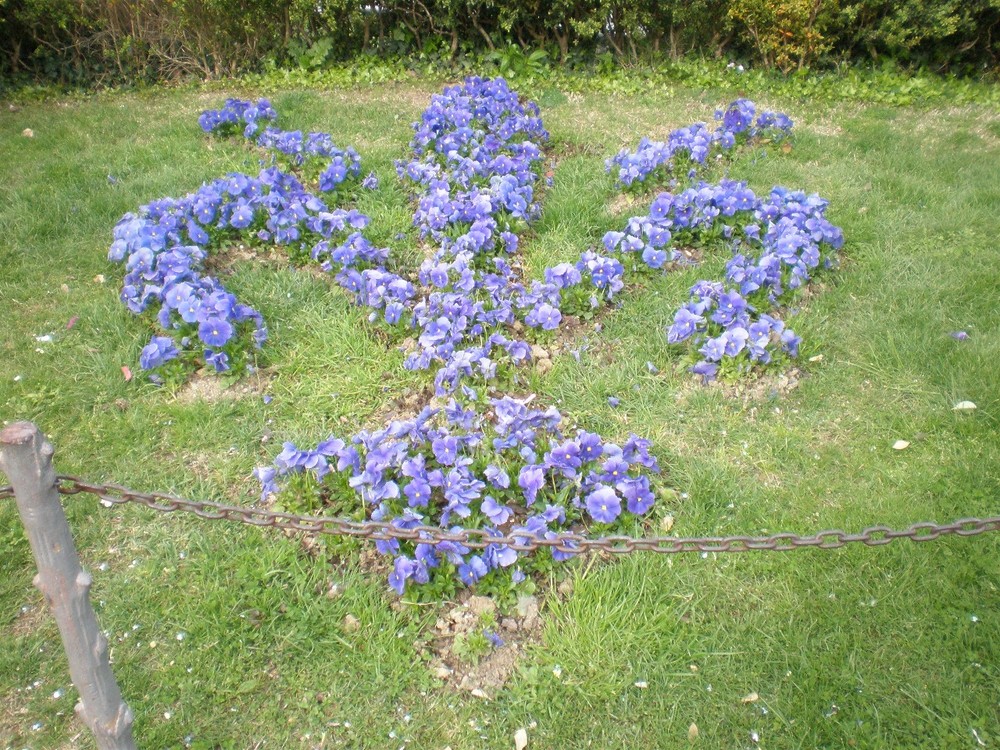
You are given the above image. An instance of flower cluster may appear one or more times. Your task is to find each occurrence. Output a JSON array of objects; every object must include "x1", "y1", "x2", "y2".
[
  {"x1": 668, "y1": 281, "x2": 801, "y2": 382},
  {"x1": 600, "y1": 92, "x2": 843, "y2": 381},
  {"x1": 111, "y1": 106, "x2": 386, "y2": 376},
  {"x1": 200, "y1": 97, "x2": 364, "y2": 193},
  {"x1": 603, "y1": 176, "x2": 842, "y2": 378},
  {"x1": 120, "y1": 83, "x2": 845, "y2": 594},
  {"x1": 255, "y1": 128, "x2": 362, "y2": 192},
  {"x1": 242, "y1": 82, "x2": 841, "y2": 593},
  {"x1": 398, "y1": 76, "x2": 549, "y2": 253},
  {"x1": 198, "y1": 98, "x2": 277, "y2": 138},
  {"x1": 606, "y1": 98, "x2": 794, "y2": 189},
  {"x1": 254, "y1": 396, "x2": 662, "y2": 595},
  {"x1": 389, "y1": 246, "x2": 625, "y2": 398},
  {"x1": 250, "y1": 78, "x2": 671, "y2": 594},
  {"x1": 329, "y1": 77, "x2": 628, "y2": 398}
]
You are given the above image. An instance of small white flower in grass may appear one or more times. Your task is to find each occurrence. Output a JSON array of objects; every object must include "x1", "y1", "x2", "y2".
[{"x1": 176, "y1": 632, "x2": 186, "y2": 641}]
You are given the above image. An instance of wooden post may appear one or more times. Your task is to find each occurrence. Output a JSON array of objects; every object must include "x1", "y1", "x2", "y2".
[{"x1": 0, "y1": 422, "x2": 138, "y2": 750}]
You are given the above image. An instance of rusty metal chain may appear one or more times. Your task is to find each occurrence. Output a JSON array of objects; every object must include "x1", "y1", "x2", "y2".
[
  {"x1": 0, "y1": 485, "x2": 13, "y2": 500},
  {"x1": 31, "y1": 475, "x2": 998, "y2": 555}
]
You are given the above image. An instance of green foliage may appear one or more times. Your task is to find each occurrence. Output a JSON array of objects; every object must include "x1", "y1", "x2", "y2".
[
  {"x1": 234, "y1": 54, "x2": 999, "y2": 109},
  {"x1": 834, "y1": 0, "x2": 1000, "y2": 71},
  {"x1": 484, "y1": 46, "x2": 551, "y2": 79},
  {"x1": 1, "y1": 0, "x2": 997, "y2": 89},
  {"x1": 451, "y1": 630, "x2": 493, "y2": 665},
  {"x1": 728, "y1": 0, "x2": 837, "y2": 72}
]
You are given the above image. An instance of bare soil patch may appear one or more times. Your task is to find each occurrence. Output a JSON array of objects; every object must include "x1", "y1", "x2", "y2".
[
  {"x1": 425, "y1": 592, "x2": 545, "y2": 697},
  {"x1": 174, "y1": 367, "x2": 273, "y2": 405},
  {"x1": 202, "y1": 242, "x2": 289, "y2": 277},
  {"x1": 717, "y1": 365, "x2": 805, "y2": 401},
  {"x1": 608, "y1": 192, "x2": 641, "y2": 217}
]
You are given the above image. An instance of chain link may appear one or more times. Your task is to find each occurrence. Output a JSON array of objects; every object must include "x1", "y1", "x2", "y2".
[
  {"x1": 0, "y1": 485, "x2": 14, "y2": 500},
  {"x1": 16, "y1": 475, "x2": 991, "y2": 555}
]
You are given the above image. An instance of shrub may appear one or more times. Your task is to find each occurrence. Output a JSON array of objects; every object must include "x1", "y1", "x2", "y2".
[{"x1": 727, "y1": 0, "x2": 836, "y2": 72}]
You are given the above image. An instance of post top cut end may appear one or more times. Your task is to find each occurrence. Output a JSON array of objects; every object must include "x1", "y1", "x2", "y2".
[{"x1": 0, "y1": 422, "x2": 40, "y2": 446}]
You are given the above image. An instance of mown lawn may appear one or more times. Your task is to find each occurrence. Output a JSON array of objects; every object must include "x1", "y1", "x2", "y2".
[{"x1": 1, "y1": 80, "x2": 998, "y2": 749}]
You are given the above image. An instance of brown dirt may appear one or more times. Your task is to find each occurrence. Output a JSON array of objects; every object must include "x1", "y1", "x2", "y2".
[
  {"x1": 173, "y1": 366, "x2": 273, "y2": 405},
  {"x1": 804, "y1": 122, "x2": 844, "y2": 138},
  {"x1": 424, "y1": 591, "x2": 545, "y2": 697},
  {"x1": 367, "y1": 384, "x2": 436, "y2": 430},
  {"x1": 671, "y1": 245, "x2": 704, "y2": 266},
  {"x1": 683, "y1": 365, "x2": 806, "y2": 403},
  {"x1": 202, "y1": 242, "x2": 288, "y2": 277},
  {"x1": 608, "y1": 193, "x2": 641, "y2": 217},
  {"x1": 8, "y1": 594, "x2": 47, "y2": 638},
  {"x1": 552, "y1": 140, "x2": 606, "y2": 159}
]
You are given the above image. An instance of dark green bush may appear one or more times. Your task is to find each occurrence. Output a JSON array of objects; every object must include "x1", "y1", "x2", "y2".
[{"x1": 1, "y1": 0, "x2": 996, "y2": 86}]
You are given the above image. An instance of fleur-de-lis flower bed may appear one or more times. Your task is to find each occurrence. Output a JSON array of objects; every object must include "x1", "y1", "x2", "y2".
[{"x1": 107, "y1": 77, "x2": 842, "y2": 596}]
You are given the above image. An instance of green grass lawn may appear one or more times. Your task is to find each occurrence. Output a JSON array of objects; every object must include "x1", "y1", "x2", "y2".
[{"x1": 1, "y1": 81, "x2": 998, "y2": 749}]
